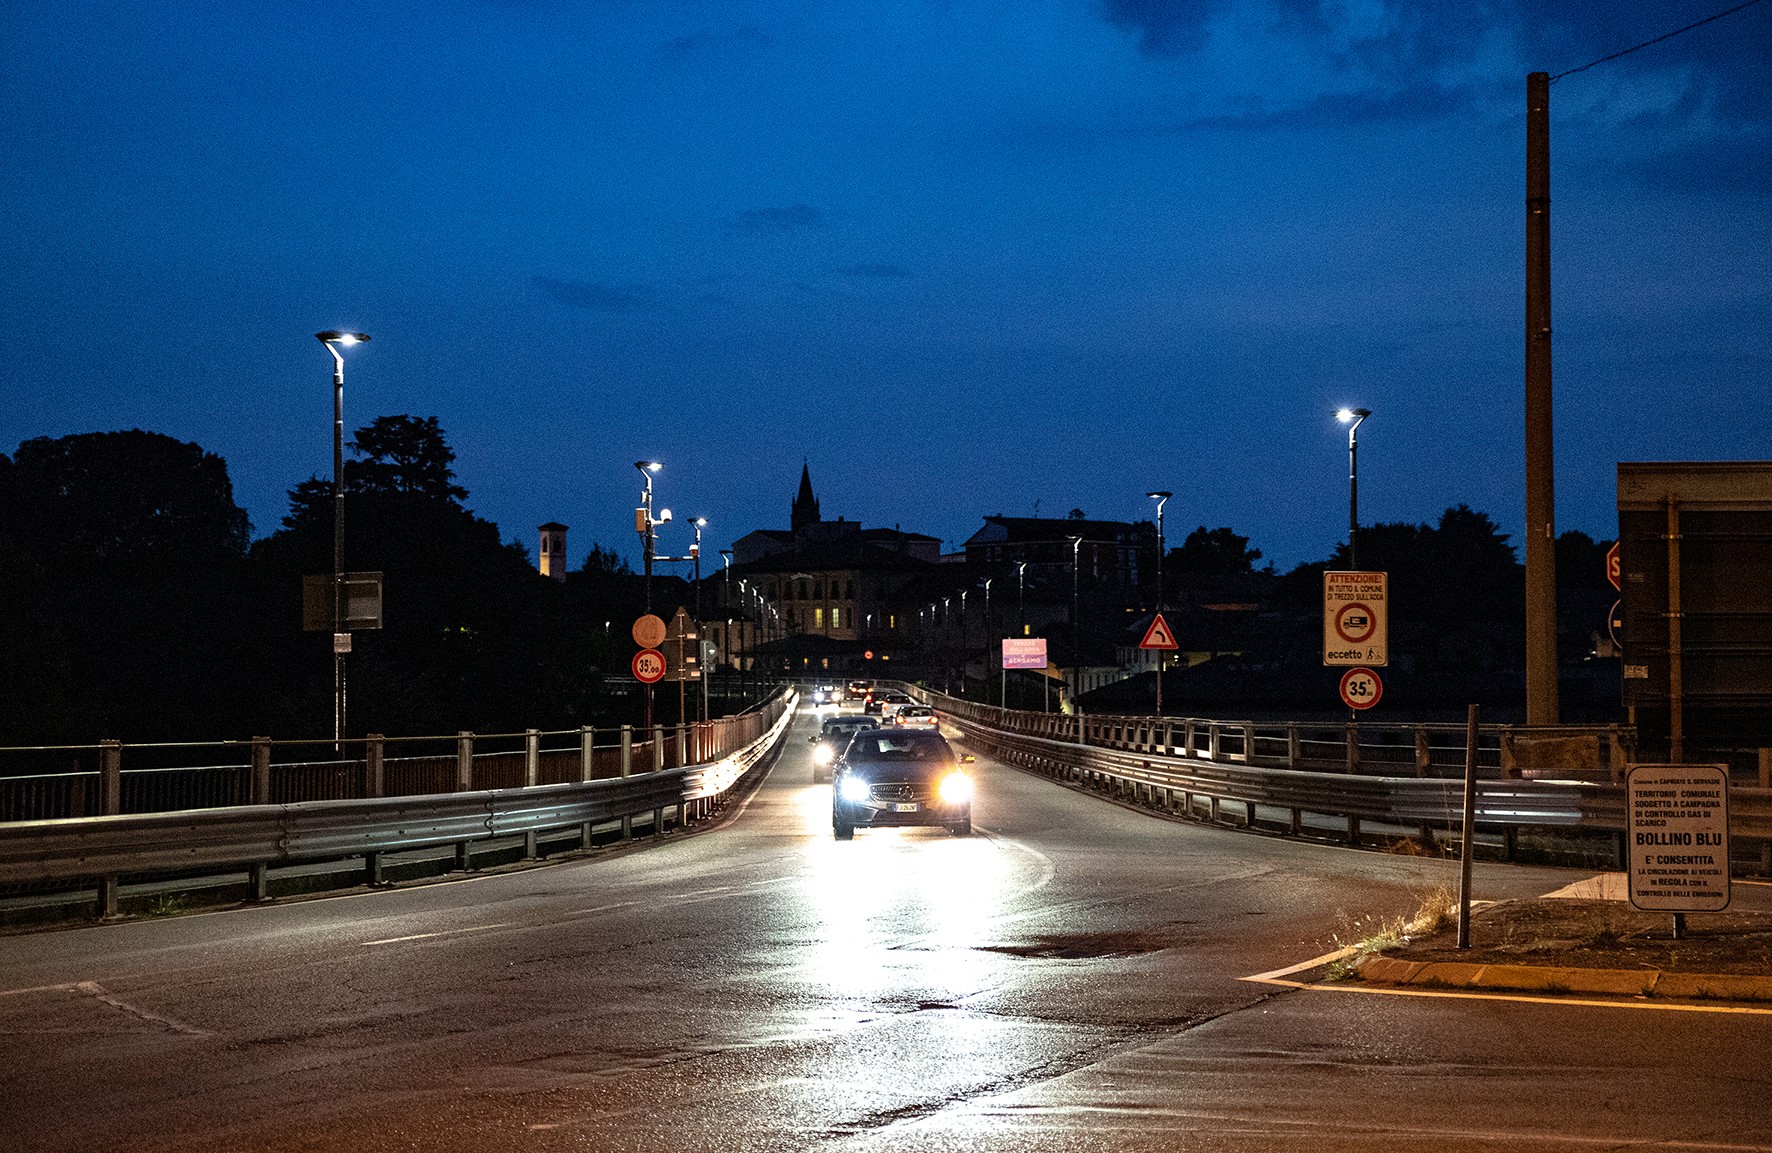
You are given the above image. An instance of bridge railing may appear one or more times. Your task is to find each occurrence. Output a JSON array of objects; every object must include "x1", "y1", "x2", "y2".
[
  {"x1": 902, "y1": 684, "x2": 1772, "y2": 875},
  {"x1": 0, "y1": 690, "x2": 790, "y2": 823},
  {"x1": 0, "y1": 690, "x2": 798, "y2": 917},
  {"x1": 904, "y1": 687, "x2": 1638, "y2": 782}
]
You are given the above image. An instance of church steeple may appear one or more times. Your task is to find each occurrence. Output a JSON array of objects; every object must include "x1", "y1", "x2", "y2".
[{"x1": 791, "y1": 461, "x2": 821, "y2": 534}]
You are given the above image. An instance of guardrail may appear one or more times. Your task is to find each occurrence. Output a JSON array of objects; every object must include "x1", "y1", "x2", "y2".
[
  {"x1": 0, "y1": 692, "x2": 798, "y2": 917},
  {"x1": 906, "y1": 686, "x2": 1772, "y2": 874}
]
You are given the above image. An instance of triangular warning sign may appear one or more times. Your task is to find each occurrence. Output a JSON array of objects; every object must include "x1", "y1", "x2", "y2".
[{"x1": 1139, "y1": 612, "x2": 1179, "y2": 650}]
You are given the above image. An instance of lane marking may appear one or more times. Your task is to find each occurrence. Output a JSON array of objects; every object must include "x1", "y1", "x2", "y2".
[
  {"x1": 363, "y1": 922, "x2": 513, "y2": 946},
  {"x1": 1240, "y1": 946, "x2": 1358, "y2": 984},
  {"x1": 75, "y1": 980, "x2": 210, "y2": 1035},
  {"x1": 0, "y1": 982, "x2": 80, "y2": 999}
]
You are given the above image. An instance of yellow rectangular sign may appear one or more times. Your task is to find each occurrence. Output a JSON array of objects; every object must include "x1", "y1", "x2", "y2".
[{"x1": 1322, "y1": 570, "x2": 1388, "y2": 667}]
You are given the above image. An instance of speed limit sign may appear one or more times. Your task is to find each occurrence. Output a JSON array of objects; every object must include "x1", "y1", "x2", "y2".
[
  {"x1": 1339, "y1": 667, "x2": 1383, "y2": 710},
  {"x1": 632, "y1": 648, "x2": 666, "y2": 684}
]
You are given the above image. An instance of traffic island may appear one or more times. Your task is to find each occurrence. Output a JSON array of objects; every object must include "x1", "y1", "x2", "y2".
[{"x1": 1348, "y1": 897, "x2": 1772, "y2": 1003}]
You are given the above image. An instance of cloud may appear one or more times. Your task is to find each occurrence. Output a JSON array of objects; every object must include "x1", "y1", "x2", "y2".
[
  {"x1": 829, "y1": 263, "x2": 910, "y2": 279},
  {"x1": 726, "y1": 204, "x2": 828, "y2": 235},
  {"x1": 532, "y1": 276, "x2": 660, "y2": 313}
]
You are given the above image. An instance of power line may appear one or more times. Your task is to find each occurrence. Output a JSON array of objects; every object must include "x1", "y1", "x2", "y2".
[{"x1": 1551, "y1": 0, "x2": 1766, "y2": 82}]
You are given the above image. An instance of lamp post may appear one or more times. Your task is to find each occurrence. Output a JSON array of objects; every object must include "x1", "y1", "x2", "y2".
[
  {"x1": 690, "y1": 516, "x2": 708, "y2": 617},
  {"x1": 1016, "y1": 561, "x2": 1028, "y2": 631},
  {"x1": 634, "y1": 461, "x2": 664, "y2": 613},
  {"x1": 1335, "y1": 408, "x2": 1371, "y2": 569},
  {"x1": 1070, "y1": 535, "x2": 1084, "y2": 706},
  {"x1": 1145, "y1": 491, "x2": 1172, "y2": 611},
  {"x1": 316, "y1": 330, "x2": 369, "y2": 750},
  {"x1": 1146, "y1": 490, "x2": 1172, "y2": 717}
]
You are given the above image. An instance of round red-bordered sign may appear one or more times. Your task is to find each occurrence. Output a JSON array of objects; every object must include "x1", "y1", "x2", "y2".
[
  {"x1": 1334, "y1": 602, "x2": 1378, "y2": 645},
  {"x1": 1339, "y1": 666, "x2": 1383, "y2": 710},
  {"x1": 632, "y1": 648, "x2": 666, "y2": 684}
]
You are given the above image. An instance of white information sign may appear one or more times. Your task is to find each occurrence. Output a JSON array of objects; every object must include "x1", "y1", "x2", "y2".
[
  {"x1": 1627, "y1": 763, "x2": 1730, "y2": 912},
  {"x1": 1322, "y1": 571, "x2": 1388, "y2": 667}
]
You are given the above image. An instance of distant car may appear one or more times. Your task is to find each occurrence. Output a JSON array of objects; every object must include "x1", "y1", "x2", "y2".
[
  {"x1": 832, "y1": 729, "x2": 974, "y2": 839},
  {"x1": 844, "y1": 679, "x2": 876, "y2": 703},
  {"x1": 811, "y1": 683, "x2": 840, "y2": 705},
  {"x1": 892, "y1": 705, "x2": 939, "y2": 730},
  {"x1": 808, "y1": 715, "x2": 878, "y2": 782},
  {"x1": 869, "y1": 690, "x2": 911, "y2": 716}
]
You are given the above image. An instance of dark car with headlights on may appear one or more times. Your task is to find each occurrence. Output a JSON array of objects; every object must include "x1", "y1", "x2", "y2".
[
  {"x1": 809, "y1": 714, "x2": 878, "y2": 782},
  {"x1": 832, "y1": 729, "x2": 974, "y2": 839}
]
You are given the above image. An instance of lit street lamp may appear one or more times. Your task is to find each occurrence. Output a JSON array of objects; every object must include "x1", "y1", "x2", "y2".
[
  {"x1": 1336, "y1": 408, "x2": 1371, "y2": 569},
  {"x1": 1146, "y1": 490, "x2": 1172, "y2": 718},
  {"x1": 690, "y1": 516, "x2": 708, "y2": 616},
  {"x1": 316, "y1": 330, "x2": 369, "y2": 749},
  {"x1": 634, "y1": 461, "x2": 667, "y2": 613}
]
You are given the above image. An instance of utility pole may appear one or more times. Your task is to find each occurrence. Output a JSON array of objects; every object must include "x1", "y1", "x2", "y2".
[{"x1": 1525, "y1": 71, "x2": 1560, "y2": 725}]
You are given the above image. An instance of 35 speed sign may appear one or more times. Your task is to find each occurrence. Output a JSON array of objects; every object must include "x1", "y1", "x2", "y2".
[{"x1": 1339, "y1": 667, "x2": 1383, "y2": 710}]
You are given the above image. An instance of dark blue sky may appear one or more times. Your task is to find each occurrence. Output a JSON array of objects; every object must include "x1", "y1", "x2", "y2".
[{"x1": 4, "y1": 1, "x2": 1768, "y2": 572}]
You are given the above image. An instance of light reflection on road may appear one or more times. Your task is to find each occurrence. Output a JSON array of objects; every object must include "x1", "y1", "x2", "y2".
[{"x1": 788, "y1": 779, "x2": 1039, "y2": 1005}]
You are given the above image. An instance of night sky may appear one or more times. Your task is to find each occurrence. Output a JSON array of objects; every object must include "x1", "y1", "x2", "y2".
[{"x1": 4, "y1": 1, "x2": 1767, "y2": 572}]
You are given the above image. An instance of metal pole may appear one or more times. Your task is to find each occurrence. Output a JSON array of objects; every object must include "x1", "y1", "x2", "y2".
[
  {"x1": 1457, "y1": 703, "x2": 1479, "y2": 949},
  {"x1": 332, "y1": 349, "x2": 345, "y2": 750},
  {"x1": 1525, "y1": 70, "x2": 1560, "y2": 725}
]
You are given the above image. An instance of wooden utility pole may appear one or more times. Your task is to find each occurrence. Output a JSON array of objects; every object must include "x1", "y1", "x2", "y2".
[{"x1": 1525, "y1": 72, "x2": 1560, "y2": 725}]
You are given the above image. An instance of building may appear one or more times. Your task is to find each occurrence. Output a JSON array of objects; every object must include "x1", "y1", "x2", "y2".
[{"x1": 537, "y1": 522, "x2": 569, "y2": 581}]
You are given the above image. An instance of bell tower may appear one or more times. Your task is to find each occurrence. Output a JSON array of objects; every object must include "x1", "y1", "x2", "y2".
[{"x1": 791, "y1": 462, "x2": 821, "y2": 535}]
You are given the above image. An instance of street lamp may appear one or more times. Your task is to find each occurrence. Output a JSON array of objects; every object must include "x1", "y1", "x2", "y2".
[
  {"x1": 1336, "y1": 408, "x2": 1371, "y2": 569},
  {"x1": 690, "y1": 516, "x2": 708, "y2": 616},
  {"x1": 1146, "y1": 490, "x2": 1173, "y2": 718},
  {"x1": 1145, "y1": 491, "x2": 1172, "y2": 611},
  {"x1": 634, "y1": 461, "x2": 666, "y2": 613},
  {"x1": 1070, "y1": 535, "x2": 1084, "y2": 703},
  {"x1": 316, "y1": 330, "x2": 369, "y2": 749},
  {"x1": 1016, "y1": 561, "x2": 1028, "y2": 631}
]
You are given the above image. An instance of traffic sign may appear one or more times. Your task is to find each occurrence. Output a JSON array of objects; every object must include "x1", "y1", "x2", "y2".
[
  {"x1": 1606, "y1": 541, "x2": 1621, "y2": 591},
  {"x1": 632, "y1": 614, "x2": 667, "y2": 649},
  {"x1": 1323, "y1": 571, "x2": 1388, "y2": 667},
  {"x1": 1138, "y1": 613, "x2": 1179, "y2": 651},
  {"x1": 1002, "y1": 638, "x2": 1048, "y2": 669},
  {"x1": 1338, "y1": 667, "x2": 1383, "y2": 710},
  {"x1": 1627, "y1": 763, "x2": 1730, "y2": 912},
  {"x1": 631, "y1": 648, "x2": 666, "y2": 684}
]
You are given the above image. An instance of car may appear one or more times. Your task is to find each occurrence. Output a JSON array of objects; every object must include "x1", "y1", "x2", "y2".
[
  {"x1": 844, "y1": 679, "x2": 876, "y2": 703},
  {"x1": 892, "y1": 705, "x2": 940, "y2": 730},
  {"x1": 808, "y1": 714, "x2": 879, "y2": 782},
  {"x1": 811, "y1": 683, "x2": 841, "y2": 705},
  {"x1": 832, "y1": 728, "x2": 975, "y2": 839}
]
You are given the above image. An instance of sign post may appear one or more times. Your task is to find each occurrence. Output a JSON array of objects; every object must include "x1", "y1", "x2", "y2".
[
  {"x1": 1139, "y1": 613, "x2": 1179, "y2": 716},
  {"x1": 1002, "y1": 638, "x2": 1048, "y2": 713},
  {"x1": 1628, "y1": 763, "x2": 1730, "y2": 936},
  {"x1": 632, "y1": 614, "x2": 668, "y2": 729}
]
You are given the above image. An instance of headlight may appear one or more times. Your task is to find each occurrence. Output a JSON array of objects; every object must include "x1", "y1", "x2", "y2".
[
  {"x1": 937, "y1": 772, "x2": 973, "y2": 804},
  {"x1": 813, "y1": 744, "x2": 835, "y2": 765},
  {"x1": 838, "y1": 776, "x2": 872, "y2": 803}
]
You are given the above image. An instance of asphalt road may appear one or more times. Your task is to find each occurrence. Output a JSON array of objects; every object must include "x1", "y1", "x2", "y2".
[{"x1": 4, "y1": 707, "x2": 1771, "y2": 1152}]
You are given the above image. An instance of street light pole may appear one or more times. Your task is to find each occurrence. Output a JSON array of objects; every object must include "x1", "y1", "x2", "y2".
[
  {"x1": 1336, "y1": 408, "x2": 1371, "y2": 569},
  {"x1": 634, "y1": 461, "x2": 662, "y2": 613},
  {"x1": 1146, "y1": 490, "x2": 1172, "y2": 718},
  {"x1": 1069, "y1": 535, "x2": 1084, "y2": 708},
  {"x1": 316, "y1": 330, "x2": 368, "y2": 751}
]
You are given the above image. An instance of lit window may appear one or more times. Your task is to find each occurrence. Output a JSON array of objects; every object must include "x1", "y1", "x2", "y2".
[
  {"x1": 815, "y1": 608, "x2": 825, "y2": 629},
  {"x1": 831, "y1": 608, "x2": 841, "y2": 629}
]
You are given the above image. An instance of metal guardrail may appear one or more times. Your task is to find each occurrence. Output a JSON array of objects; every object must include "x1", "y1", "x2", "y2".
[
  {"x1": 907, "y1": 686, "x2": 1772, "y2": 873},
  {"x1": 0, "y1": 694, "x2": 798, "y2": 916}
]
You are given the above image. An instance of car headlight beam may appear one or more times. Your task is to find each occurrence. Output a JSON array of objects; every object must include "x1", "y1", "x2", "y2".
[
  {"x1": 813, "y1": 744, "x2": 835, "y2": 766},
  {"x1": 838, "y1": 776, "x2": 872, "y2": 804},
  {"x1": 937, "y1": 772, "x2": 973, "y2": 805}
]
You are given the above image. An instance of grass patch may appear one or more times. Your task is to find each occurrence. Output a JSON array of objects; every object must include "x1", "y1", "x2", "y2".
[
  {"x1": 1323, "y1": 887, "x2": 1458, "y2": 981},
  {"x1": 145, "y1": 894, "x2": 187, "y2": 918}
]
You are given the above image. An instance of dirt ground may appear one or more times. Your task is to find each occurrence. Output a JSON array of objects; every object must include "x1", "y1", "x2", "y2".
[{"x1": 1383, "y1": 897, "x2": 1772, "y2": 976}]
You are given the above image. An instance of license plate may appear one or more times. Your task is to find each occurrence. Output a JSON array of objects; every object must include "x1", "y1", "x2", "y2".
[{"x1": 893, "y1": 803, "x2": 919, "y2": 813}]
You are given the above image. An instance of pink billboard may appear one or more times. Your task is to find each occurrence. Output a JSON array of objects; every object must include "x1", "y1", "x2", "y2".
[{"x1": 1001, "y1": 638, "x2": 1048, "y2": 670}]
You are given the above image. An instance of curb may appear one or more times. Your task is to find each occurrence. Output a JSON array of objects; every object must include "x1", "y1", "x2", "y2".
[{"x1": 1355, "y1": 954, "x2": 1772, "y2": 1003}]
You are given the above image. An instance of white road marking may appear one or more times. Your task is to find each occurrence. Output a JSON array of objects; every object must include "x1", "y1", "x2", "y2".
[{"x1": 362, "y1": 922, "x2": 513, "y2": 946}]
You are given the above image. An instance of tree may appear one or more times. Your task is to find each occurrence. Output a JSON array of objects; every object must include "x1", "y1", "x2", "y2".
[
  {"x1": 579, "y1": 542, "x2": 633, "y2": 576},
  {"x1": 1171, "y1": 526, "x2": 1263, "y2": 576},
  {"x1": 282, "y1": 414, "x2": 467, "y2": 531},
  {"x1": 0, "y1": 431, "x2": 253, "y2": 742}
]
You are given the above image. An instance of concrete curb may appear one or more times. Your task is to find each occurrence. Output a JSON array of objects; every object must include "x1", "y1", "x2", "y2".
[{"x1": 1355, "y1": 954, "x2": 1772, "y2": 1002}]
